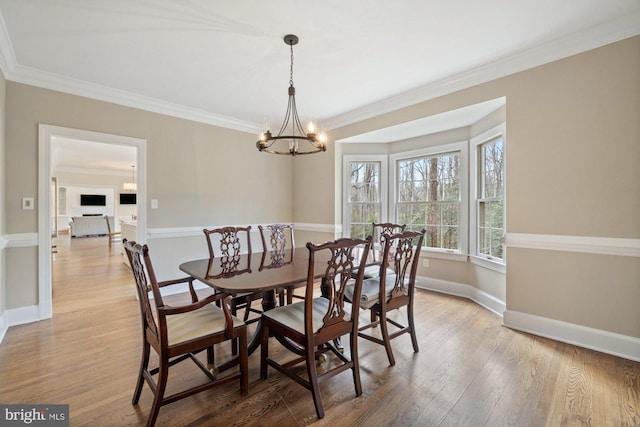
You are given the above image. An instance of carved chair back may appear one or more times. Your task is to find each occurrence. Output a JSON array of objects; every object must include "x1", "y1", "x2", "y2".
[{"x1": 371, "y1": 222, "x2": 406, "y2": 263}]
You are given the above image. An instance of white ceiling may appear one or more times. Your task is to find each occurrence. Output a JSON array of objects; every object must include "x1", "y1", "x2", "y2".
[{"x1": 1, "y1": 1, "x2": 639, "y2": 169}]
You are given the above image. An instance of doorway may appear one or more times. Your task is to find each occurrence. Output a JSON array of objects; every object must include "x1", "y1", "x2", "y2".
[{"x1": 38, "y1": 125, "x2": 147, "y2": 319}]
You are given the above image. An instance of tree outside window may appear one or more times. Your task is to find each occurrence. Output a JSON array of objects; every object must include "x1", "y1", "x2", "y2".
[
  {"x1": 348, "y1": 162, "x2": 380, "y2": 239},
  {"x1": 478, "y1": 136, "x2": 504, "y2": 259},
  {"x1": 397, "y1": 152, "x2": 460, "y2": 250}
]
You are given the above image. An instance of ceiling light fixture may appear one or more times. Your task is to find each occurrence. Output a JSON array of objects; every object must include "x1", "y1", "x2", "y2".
[
  {"x1": 123, "y1": 165, "x2": 137, "y2": 192},
  {"x1": 257, "y1": 34, "x2": 327, "y2": 156}
]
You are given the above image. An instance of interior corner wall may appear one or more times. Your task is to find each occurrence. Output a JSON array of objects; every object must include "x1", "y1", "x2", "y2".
[{"x1": 322, "y1": 36, "x2": 640, "y2": 346}]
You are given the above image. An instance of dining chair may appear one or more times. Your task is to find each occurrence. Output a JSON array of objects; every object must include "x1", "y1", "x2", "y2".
[
  {"x1": 203, "y1": 226, "x2": 262, "y2": 355},
  {"x1": 124, "y1": 240, "x2": 248, "y2": 427},
  {"x1": 351, "y1": 229, "x2": 425, "y2": 366},
  {"x1": 258, "y1": 223, "x2": 298, "y2": 305},
  {"x1": 260, "y1": 236, "x2": 372, "y2": 419},
  {"x1": 105, "y1": 215, "x2": 121, "y2": 247},
  {"x1": 203, "y1": 226, "x2": 261, "y2": 322},
  {"x1": 370, "y1": 222, "x2": 406, "y2": 264}
]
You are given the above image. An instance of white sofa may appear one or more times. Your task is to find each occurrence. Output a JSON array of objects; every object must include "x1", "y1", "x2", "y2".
[{"x1": 69, "y1": 216, "x2": 113, "y2": 237}]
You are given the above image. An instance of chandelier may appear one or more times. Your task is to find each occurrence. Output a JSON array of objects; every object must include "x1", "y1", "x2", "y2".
[
  {"x1": 123, "y1": 165, "x2": 137, "y2": 192},
  {"x1": 256, "y1": 34, "x2": 327, "y2": 156}
]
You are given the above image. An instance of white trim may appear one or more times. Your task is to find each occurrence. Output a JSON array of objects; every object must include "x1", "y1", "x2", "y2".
[
  {"x1": 506, "y1": 233, "x2": 640, "y2": 257},
  {"x1": 5, "y1": 305, "x2": 40, "y2": 327},
  {"x1": 420, "y1": 250, "x2": 468, "y2": 263},
  {"x1": 3, "y1": 233, "x2": 37, "y2": 247},
  {"x1": 323, "y1": 12, "x2": 640, "y2": 130},
  {"x1": 9, "y1": 64, "x2": 260, "y2": 134},
  {"x1": 342, "y1": 155, "x2": 388, "y2": 238},
  {"x1": 294, "y1": 223, "x2": 340, "y2": 234},
  {"x1": 39, "y1": 125, "x2": 147, "y2": 321},
  {"x1": 503, "y1": 310, "x2": 640, "y2": 363},
  {"x1": 469, "y1": 255, "x2": 506, "y2": 274},
  {"x1": 416, "y1": 276, "x2": 505, "y2": 318},
  {"x1": 0, "y1": 312, "x2": 6, "y2": 344},
  {"x1": 145, "y1": 223, "x2": 339, "y2": 240}
]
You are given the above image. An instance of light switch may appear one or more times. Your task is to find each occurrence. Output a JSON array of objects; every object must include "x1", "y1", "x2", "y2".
[
  {"x1": 22, "y1": 197, "x2": 34, "y2": 210},
  {"x1": 151, "y1": 199, "x2": 158, "y2": 209}
]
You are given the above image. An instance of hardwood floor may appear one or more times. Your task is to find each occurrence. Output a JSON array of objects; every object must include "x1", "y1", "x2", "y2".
[{"x1": 1, "y1": 235, "x2": 638, "y2": 426}]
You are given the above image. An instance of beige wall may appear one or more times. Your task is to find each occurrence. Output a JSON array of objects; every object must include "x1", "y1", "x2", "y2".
[
  {"x1": 0, "y1": 70, "x2": 6, "y2": 322},
  {"x1": 305, "y1": 36, "x2": 640, "y2": 339},
  {"x1": 4, "y1": 83, "x2": 294, "y2": 308}
]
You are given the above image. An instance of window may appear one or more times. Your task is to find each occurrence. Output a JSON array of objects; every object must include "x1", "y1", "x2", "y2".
[
  {"x1": 396, "y1": 150, "x2": 462, "y2": 250},
  {"x1": 389, "y1": 141, "x2": 468, "y2": 255},
  {"x1": 345, "y1": 159, "x2": 384, "y2": 239},
  {"x1": 472, "y1": 124, "x2": 505, "y2": 262}
]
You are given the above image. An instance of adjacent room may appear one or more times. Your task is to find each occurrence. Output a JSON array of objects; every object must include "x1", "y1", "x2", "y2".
[{"x1": 0, "y1": 1, "x2": 638, "y2": 426}]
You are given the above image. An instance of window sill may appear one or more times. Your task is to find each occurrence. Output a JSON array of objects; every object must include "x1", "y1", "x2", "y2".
[
  {"x1": 420, "y1": 249, "x2": 468, "y2": 263},
  {"x1": 470, "y1": 255, "x2": 506, "y2": 273}
]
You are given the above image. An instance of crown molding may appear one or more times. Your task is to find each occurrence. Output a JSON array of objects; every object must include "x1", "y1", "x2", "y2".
[
  {"x1": 0, "y1": 10, "x2": 637, "y2": 133},
  {"x1": 323, "y1": 11, "x2": 640, "y2": 130},
  {"x1": 6, "y1": 64, "x2": 261, "y2": 134}
]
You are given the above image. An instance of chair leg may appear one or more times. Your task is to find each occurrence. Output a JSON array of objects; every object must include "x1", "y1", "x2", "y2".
[
  {"x1": 231, "y1": 299, "x2": 241, "y2": 356},
  {"x1": 379, "y1": 312, "x2": 396, "y2": 366},
  {"x1": 260, "y1": 322, "x2": 270, "y2": 380},
  {"x1": 243, "y1": 300, "x2": 252, "y2": 321},
  {"x1": 238, "y1": 327, "x2": 249, "y2": 396},
  {"x1": 306, "y1": 343, "x2": 324, "y2": 419},
  {"x1": 407, "y1": 302, "x2": 419, "y2": 353},
  {"x1": 146, "y1": 357, "x2": 169, "y2": 427},
  {"x1": 132, "y1": 341, "x2": 150, "y2": 404},
  {"x1": 350, "y1": 331, "x2": 362, "y2": 397},
  {"x1": 207, "y1": 346, "x2": 215, "y2": 365}
]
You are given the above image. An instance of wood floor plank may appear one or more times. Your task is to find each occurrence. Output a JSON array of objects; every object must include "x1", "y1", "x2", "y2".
[{"x1": 0, "y1": 235, "x2": 638, "y2": 426}]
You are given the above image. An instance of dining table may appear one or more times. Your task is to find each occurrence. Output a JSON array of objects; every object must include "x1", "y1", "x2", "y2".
[
  {"x1": 179, "y1": 248, "x2": 326, "y2": 370},
  {"x1": 179, "y1": 245, "x2": 379, "y2": 372}
]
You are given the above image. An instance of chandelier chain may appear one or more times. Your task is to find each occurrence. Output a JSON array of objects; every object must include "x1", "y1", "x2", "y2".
[{"x1": 289, "y1": 42, "x2": 294, "y2": 87}]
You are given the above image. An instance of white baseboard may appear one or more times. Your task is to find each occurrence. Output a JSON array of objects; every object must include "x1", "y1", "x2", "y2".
[
  {"x1": 503, "y1": 309, "x2": 640, "y2": 362},
  {"x1": 416, "y1": 276, "x2": 506, "y2": 317},
  {"x1": 5, "y1": 304, "x2": 41, "y2": 328},
  {"x1": 0, "y1": 311, "x2": 6, "y2": 344},
  {"x1": 416, "y1": 278, "x2": 640, "y2": 362}
]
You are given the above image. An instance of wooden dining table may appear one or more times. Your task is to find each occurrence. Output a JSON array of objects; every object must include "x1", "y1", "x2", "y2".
[
  {"x1": 179, "y1": 246, "x2": 379, "y2": 371},
  {"x1": 179, "y1": 249, "x2": 320, "y2": 369}
]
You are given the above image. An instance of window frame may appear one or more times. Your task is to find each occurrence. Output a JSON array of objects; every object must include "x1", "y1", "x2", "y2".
[
  {"x1": 343, "y1": 155, "x2": 388, "y2": 240},
  {"x1": 470, "y1": 123, "x2": 506, "y2": 271},
  {"x1": 390, "y1": 141, "x2": 468, "y2": 257}
]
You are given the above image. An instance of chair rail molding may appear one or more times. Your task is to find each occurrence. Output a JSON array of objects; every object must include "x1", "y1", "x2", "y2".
[
  {"x1": 2, "y1": 233, "x2": 38, "y2": 247},
  {"x1": 146, "y1": 223, "x2": 339, "y2": 240},
  {"x1": 505, "y1": 233, "x2": 640, "y2": 257}
]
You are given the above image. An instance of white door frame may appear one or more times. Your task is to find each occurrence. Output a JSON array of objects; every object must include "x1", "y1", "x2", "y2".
[{"x1": 38, "y1": 124, "x2": 147, "y2": 319}]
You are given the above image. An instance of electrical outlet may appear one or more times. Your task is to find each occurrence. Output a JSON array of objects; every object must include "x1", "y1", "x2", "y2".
[{"x1": 422, "y1": 258, "x2": 429, "y2": 268}]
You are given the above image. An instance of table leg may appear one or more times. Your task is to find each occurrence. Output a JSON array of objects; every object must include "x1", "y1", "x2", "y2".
[{"x1": 214, "y1": 289, "x2": 276, "y2": 373}]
